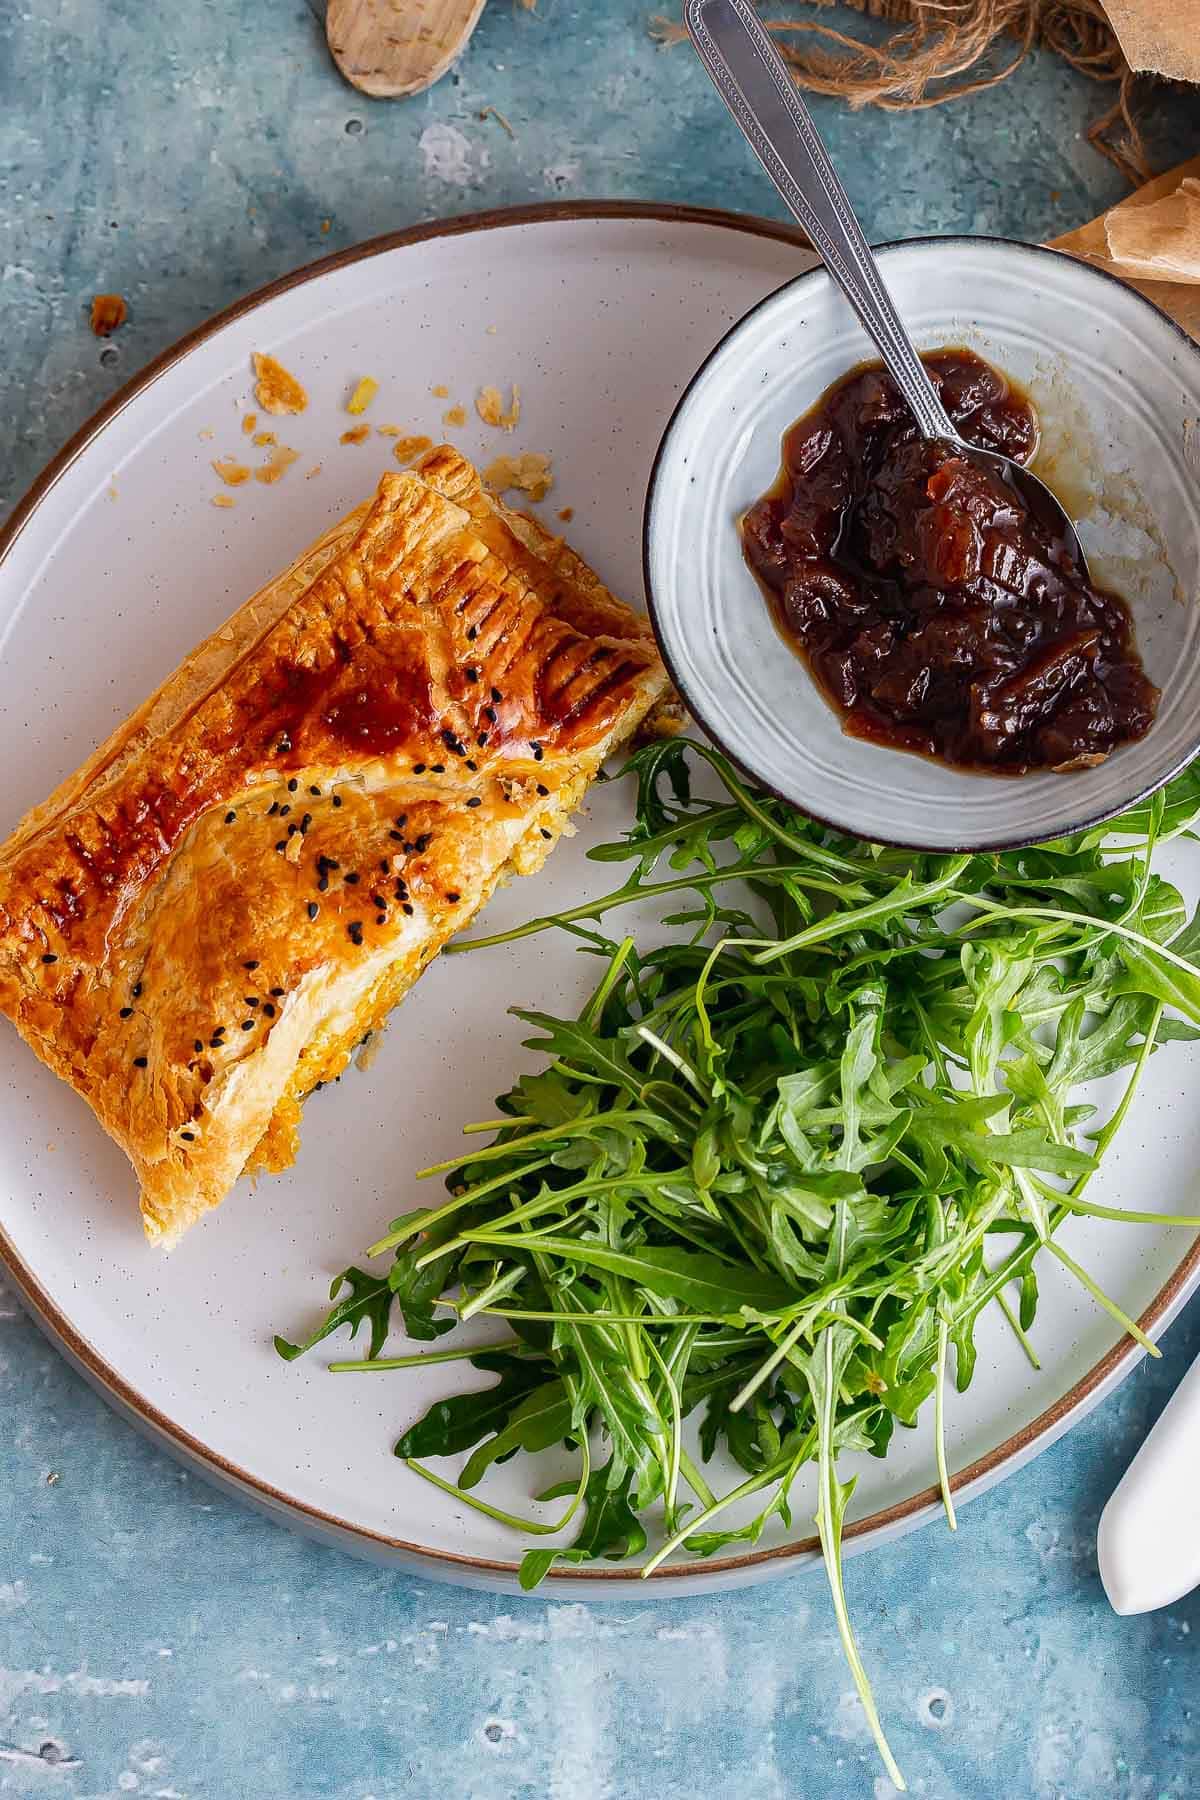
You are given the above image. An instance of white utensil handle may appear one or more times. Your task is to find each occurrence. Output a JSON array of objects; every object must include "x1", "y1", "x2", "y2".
[{"x1": 1097, "y1": 1347, "x2": 1200, "y2": 1615}]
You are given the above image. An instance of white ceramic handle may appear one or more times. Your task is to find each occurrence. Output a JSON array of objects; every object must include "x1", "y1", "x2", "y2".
[{"x1": 1097, "y1": 1347, "x2": 1200, "y2": 1615}]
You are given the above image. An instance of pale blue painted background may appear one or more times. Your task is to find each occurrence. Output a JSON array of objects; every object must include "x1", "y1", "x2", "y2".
[{"x1": 1, "y1": 4, "x2": 1199, "y2": 1795}]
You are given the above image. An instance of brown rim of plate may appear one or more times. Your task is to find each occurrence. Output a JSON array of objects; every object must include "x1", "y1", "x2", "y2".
[{"x1": 1, "y1": 200, "x2": 1198, "y2": 1585}]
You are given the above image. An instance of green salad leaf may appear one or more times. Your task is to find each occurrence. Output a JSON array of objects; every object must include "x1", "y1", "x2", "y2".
[{"x1": 279, "y1": 738, "x2": 1200, "y2": 1788}]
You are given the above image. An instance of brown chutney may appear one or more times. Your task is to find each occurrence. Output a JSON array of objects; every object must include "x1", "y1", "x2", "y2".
[{"x1": 741, "y1": 349, "x2": 1159, "y2": 773}]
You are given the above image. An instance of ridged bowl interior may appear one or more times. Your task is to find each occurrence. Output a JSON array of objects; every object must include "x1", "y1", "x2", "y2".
[{"x1": 644, "y1": 239, "x2": 1200, "y2": 850}]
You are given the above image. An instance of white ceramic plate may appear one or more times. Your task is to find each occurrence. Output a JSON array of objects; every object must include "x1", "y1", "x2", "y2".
[
  {"x1": 1, "y1": 206, "x2": 1199, "y2": 1595},
  {"x1": 645, "y1": 238, "x2": 1200, "y2": 851}
]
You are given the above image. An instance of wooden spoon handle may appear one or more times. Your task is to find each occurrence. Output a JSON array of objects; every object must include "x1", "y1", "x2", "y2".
[{"x1": 327, "y1": 0, "x2": 488, "y2": 98}]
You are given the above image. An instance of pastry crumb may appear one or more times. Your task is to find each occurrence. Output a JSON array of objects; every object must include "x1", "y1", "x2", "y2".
[
  {"x1": 211, "y1": 493, "x2": 236, "y2": 509},
  {"x1": 442, "y1": 405, "x2": 468, "y2": 429},
  {"x1": 431, "y1": 384, "x2": 450, "y2": 399},
  {"x1": 90, "y1": 293, "x2": 127, "y2": 336},
  {"x1": 252, "y1": 430, "x2": 277, "y2": 447},
  {"x1": 483, "y1": 451, "x2": 554, "y2": 503},
  {"x1": 485, "y1": 325, "x2": 498, "y2": 336},
  {"x1": 254, "y1": 444, "x2": 302, "y2": 484},
  {"x1": 212, "y1": 457, "x2": 252, "y2": 487},
  {"x1": 347, "y1": 376, "x2": 379, "y2": 415},
  {"x1": 321, "y1": 218, "x2": 332, "y2": 234},
  {"x1": 476, "y1": 383, "x2": 520, "y2": 431},
  {"x1": 106, "y1": 482, "x2": 119, "y2": 501},
  {"x1": 305, "y1": 464, "x2": 323, "y2": 480},
  {"x1": 252, "y1": 352, "x2": 308, "y2": 416},
  {"x1": 198, "y1": 427, "x2": 215, "y2": 441},
  {"x1": 376, "y1": 425, "x2": 402, "y2": 437},
  {"x1": 339, "y1": 424, "x2": 371, "y2": 445},
  {"x1": 557, "y1": 506, "x2": 574, "y2": 523},
  {"x1": 391, "y1": 434, "x2": 434, "y2": 464},
  {"x1": 241, "y1": 412, "x2": 258, "y2": 436}
]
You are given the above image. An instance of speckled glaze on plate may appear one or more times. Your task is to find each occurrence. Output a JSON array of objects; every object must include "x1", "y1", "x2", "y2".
[
  {"x1": 0, "y1": 205, "x2": 1198, "y2": 1595},
  {"x1": 645, "y1": 237, "x2": 1200, "y2": 851}
]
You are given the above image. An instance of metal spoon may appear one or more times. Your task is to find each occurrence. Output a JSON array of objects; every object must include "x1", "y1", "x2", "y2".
[{"x1": 685, "y1": 0, "x2": 1090, "y2": 576}]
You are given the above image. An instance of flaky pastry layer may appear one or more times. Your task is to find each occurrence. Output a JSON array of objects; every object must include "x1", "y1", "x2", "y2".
[{"x1": 0, "y1": 447, "x2": 668, "y2": 1245}]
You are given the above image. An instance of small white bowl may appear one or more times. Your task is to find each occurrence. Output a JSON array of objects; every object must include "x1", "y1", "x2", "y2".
[{"x1": 643, "y1": 237, "x2": 1200, "y2": 850}]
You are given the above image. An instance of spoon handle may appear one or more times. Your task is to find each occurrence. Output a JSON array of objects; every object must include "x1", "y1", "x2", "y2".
[{"x1": 685, "y1": 0, "x2": 955, "y2": 442}]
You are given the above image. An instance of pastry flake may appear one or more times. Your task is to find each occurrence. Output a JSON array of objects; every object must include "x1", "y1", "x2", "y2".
[{"x1": 0, "y1": 448, "x2": 667, "y2": 1247}]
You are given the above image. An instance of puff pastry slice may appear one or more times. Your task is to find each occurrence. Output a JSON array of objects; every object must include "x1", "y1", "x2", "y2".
[{"x1": 0, "y1": 447, "x2": 669, "y2": 1245}]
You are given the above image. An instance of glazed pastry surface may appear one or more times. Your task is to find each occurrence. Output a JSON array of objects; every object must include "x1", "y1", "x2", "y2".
[{"x1": 0, "y1": 447, "x2": 668, "y2": 1245}]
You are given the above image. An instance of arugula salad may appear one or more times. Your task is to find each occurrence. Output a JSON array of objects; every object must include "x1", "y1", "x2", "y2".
[{"x1": 279, "y1": 739, "x2": 1200, "y2": 1786}]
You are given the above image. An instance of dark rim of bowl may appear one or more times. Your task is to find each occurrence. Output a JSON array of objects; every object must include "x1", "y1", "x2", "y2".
[{"x1": 641, "y1": 233, "x2": 1200, "y2": 855}]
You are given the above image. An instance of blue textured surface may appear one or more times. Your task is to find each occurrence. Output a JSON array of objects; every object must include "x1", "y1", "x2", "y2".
[{"x1": 2, "y1": 4, "x2": 1200, "y2": 1795}]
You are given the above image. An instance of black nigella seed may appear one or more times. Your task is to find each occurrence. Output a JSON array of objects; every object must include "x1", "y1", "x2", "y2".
[
  {"x1": 119, "y1": 1006, "x2": 134, "y2": 1019},
  {"x1": 181, "y1": 1130, "x2": 196, "y2": 1142},
  {"x1": 541, "y1": 828, "x2": 552, "y2": 840},
  {"x1": 307, "y1": 902, "x2": 319, "y2": 921},
  {"x1": 344, "y1": 872, "x2": 359, "y2": 885},
  {"x1": 389, "y1": 829, "x2": 404, "y2": 842},
  {"x1": 210, "y1": 1035, "x2": 224, "y2": 1048},
  {"x1": 477, "y1": 733, "x2": 489, "y2": 748},
  {"x1": 371, "y1": 892, "x2": 386, "y2": 908},
  {"x1": 466, "y1": 759, "x2": 478, "y2": 772},
  {"x1": 268, "y1": 801, "x2": 279, "y2": 816},
  {"x1": 532, "y1": 744, "x2": 544, "y2": 762},
  {"x1": 133, "y1": 1056, "x2": 148, "y2": 1068},
  {"x1": 300, "y1": 813, "x2": 312, "y2": 835},
  {"x1": 132, "y1": 983, "x2": 142, "y2": 998},
  {"x1": 263, "y1": 1003, "x2": 276, "y2": 1018},
  {"x1": 244, "y1": 996, "x2": 259, "y2": 1007},
  {"x1": 225, "y1": 811, "x2": 236, "y2": 824},
  {"x1": 402, "y1": 902, "x2": 414, "y2": 916},
  {"x1": 446, "y1": 891, "x2": 460, "y2": 903},
  {"x1": 241, "y1": 1020, "x2": 254, "y2": 1031},
  {"x1": 376, "y1": 914, "x2": 386, "y2": 926},
  {"x1": 395, "y1": 814, "x2": 407, "y2": 828},
  {"x1": 491, "y1": 686, "x2": 502, "y2": 702},
  {"x1": 41, "y1": 953, "x2": 58, "y2": 964},
  {"x1": 465, "y1": 667, "x2": 479, "y2": 684},
  {"x1": 288, "y1": 823, "x2": 299, "y2": 837},
  {"x1": 466, "y1": 625, "x2": 477, "y2": 641},
  {"x1": 467, "y1": 796, "x2": 482, "y2": 808},
  {"x1": 279, "y1": 804, "x2": 291, "y2": 817},
  {"x1": 332, "y1": 793, "x2": 342, "y2": 808},
  {"x1": 275, "y1": 841, "x2": 287, "y2": 853},
  {"x1": 243, "y1": 960, "x2": 260, "y2": 970},
  {"x1": 413, "y1": 763, "x2": 426, "y2": 774},
  {"x1": 314, "y1": 1080, "x2": 324, "y2": 1092},
  {"x1": 270, "y1": 986, "x2": 285, "y2": 997},
  {"x1": 193, "y1": 1039, "x2": 203, "y2": 1053},
  {"x1": 317, "y1": 874, "x2": 329, "y2": 893},
  {"x1": 288, "y1": 778, "x2": 298, "y2": 792},
  {"x1": 277, "y1": 734, "x2": 292, "y2": 753},
  {"x1": 536, "y1": 783, "x2": 549, "y2": 796},
  {"x1": 348, "y1": 922, "x2": 364, "y2": 945},
  {"x1": 416, "y1": 833, "x2": 432, "y2": 851},
  {"x1": 483, "y1": 705, "x2": 497, "y2": 723},
  {"x1": 431, "y1": 763, "x2": 445, "y2": 774},
  {"x1": 309, "y1": 785, "x2": 321, "y2": 797}
]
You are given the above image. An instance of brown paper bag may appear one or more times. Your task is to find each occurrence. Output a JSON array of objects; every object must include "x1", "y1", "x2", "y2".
[
  {"x1": 1050, "y1": 156, "x2": 1200, "y2": 341},
  {"x1": 1101, "y1": 0, "x2": 1200, "y2": 81}
]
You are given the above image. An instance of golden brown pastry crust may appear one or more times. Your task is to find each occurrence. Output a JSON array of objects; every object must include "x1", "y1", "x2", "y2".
[{"x1": 0, "y1": 447, "x2": 668, "y2": 1246}]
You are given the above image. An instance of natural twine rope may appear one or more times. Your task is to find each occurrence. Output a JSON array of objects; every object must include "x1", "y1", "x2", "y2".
[{"x1": 651, "y1": 0, "x2": 1148, "y2": 181}]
